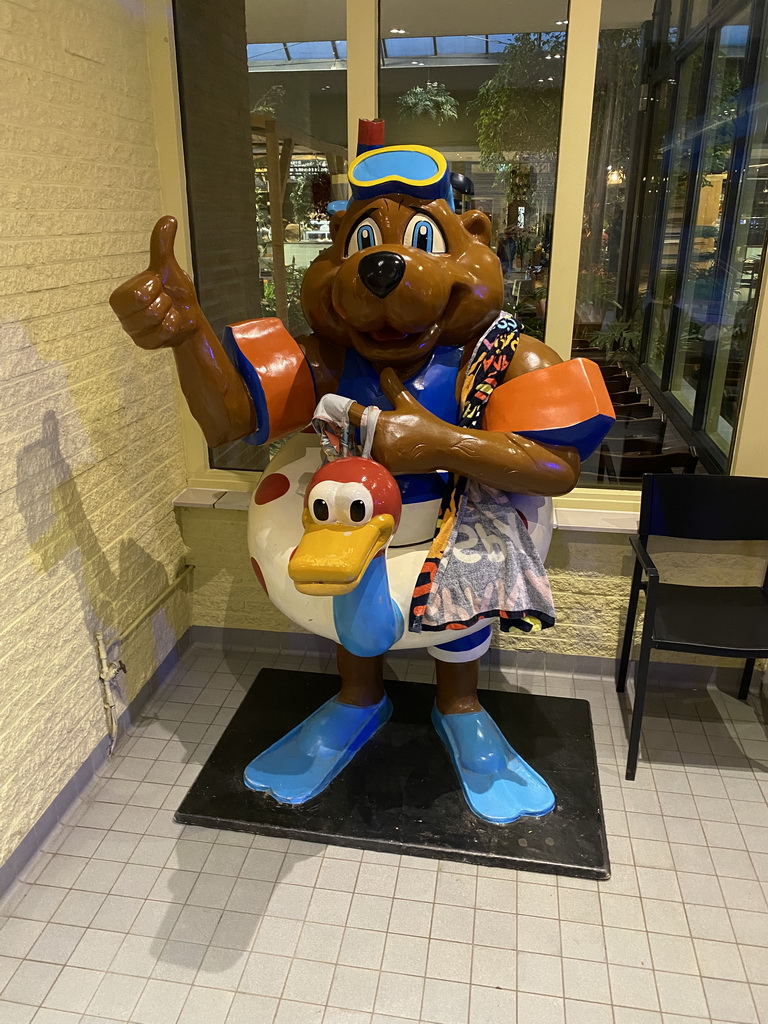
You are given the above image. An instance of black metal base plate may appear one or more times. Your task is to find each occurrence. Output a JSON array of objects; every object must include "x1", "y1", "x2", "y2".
[{"x1": 176, "y1": 668, "x2": 610, "y2": 879}]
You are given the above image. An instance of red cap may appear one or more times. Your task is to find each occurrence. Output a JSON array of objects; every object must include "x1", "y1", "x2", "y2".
[{"x1": 357, "y1": 119, "x2": 385, "y2": 154}]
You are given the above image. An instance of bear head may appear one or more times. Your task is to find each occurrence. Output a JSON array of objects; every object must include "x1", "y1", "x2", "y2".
[{"x1": 300, "y1": 194, "x2": 504, "y2": 374}]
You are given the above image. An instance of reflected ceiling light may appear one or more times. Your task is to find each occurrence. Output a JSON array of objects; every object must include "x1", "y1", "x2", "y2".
[
  {"x1": 545, "y1": 54, "x2": 552, "y2": 59},
  {"x1": 538, "y1": 78, "x2": 544, "y2": 82},
  {"x1": 548, "y1": 76, "x2": 553, "y2": 81},
  {"x1": 554, "y1": 54, "x2": 561, "y2": 58},
  {"x1": 389, "y1": 28, "x2": 407, "y2": 34}
]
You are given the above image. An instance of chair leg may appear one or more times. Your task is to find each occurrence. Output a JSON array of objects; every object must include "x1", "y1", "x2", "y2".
[
  {"x1": 738, "y1": 659, "x2": 755, "y2": 701},
  {"x1": 626, "y1": 632, "x2": 653, "y2": 781},
  {"x1": 617, "y1": 563, "x2": 642, "y2": 693}
]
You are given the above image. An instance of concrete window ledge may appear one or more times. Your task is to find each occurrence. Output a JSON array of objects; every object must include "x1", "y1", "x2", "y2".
[{"x1": 173, "y1": 488, "x2": 251, "y2": 511}]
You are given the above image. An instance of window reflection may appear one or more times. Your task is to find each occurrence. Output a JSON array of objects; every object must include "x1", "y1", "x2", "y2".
[
  {"x1": 379, "y1": 1, "x2": 569, "y2": 340},
  {"x1": 211, "y1": 0, "x2": 347, "y2": 471},
  {"x1": 574, "y1": 0, "x2": 768, "y2": 485}
]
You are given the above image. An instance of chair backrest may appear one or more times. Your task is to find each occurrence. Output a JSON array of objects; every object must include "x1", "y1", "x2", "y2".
[
  {"x1": 604, "y1": 378, "x2": 637, "y2": 395},
  {"x1": 602, "y1": 367, "x2": 630, "y2": 380},
  {"x1": 615, "y1": 401, "x2": 655, "y2": 420},
  {"x1": 603, "y1": 437, "x2": 662, "y2": 456},
  {"x1": 639, "y1": 473, "x2": 768, "y2": 541},
  {"x1": 607, "y1": 416, "x2": 667, "y2": 445},
  {"x1": 611, "y1": 389, "x2": 643, "y2": 405},
  {"x1": 599, "y1": 448, "x2": 697, "y2": 484}
]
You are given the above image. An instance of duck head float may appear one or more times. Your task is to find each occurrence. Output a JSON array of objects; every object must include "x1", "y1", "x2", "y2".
[
  {"x1": 108, "y1": 118, "x2": 614, "y2": 823},
  {"x1": 289, "y1": 455, "x2": 405, "y2": 659}
]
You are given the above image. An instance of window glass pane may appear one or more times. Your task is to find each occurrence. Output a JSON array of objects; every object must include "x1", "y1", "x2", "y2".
[
  {"x1": 380, "y1": 1, "x2": 569, "y2": 341},
  {"x1": 571, "y1": 3, "x2": 661, "y2": 488},
  {"x1": 645, "y1": 46, "x2": 704, "y2": 378},
  {"x1": 384, "y1": 36, "x2": 435, "y2": 58},
  {"x1": 668, "y1": 10, "x2": 749, "y2": 416},
  {"x1": 286, "y1": 41, "x2": 336, "y2": 61},
  {"x1": 702, "y1": 25, "x2": 768, "y2": 455},
  {"x1": 435, "y1": 35, "x2": 487, "y2": 56},
  {"x1": 573, "y1": 4, "x2": 653, "y2": 346},
  {"x1": 211, "y1": 0, "x2": 347, "y2": 471},
  {"x1": 687, "y1": 0, "x2": 714, "y2": 34},
  {"x1": 632, "y1": 79, "x2": 675, "y2": 331}
]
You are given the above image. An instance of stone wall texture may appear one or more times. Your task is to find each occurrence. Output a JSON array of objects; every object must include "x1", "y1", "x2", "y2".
[{"x1": 0, "y1": 0, "x2": 190, "y2": 868}]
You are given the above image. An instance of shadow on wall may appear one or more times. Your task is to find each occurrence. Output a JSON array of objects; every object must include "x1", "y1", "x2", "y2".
[{"x1": 15, "y1": 410, "x2": 175, "y2": 687}]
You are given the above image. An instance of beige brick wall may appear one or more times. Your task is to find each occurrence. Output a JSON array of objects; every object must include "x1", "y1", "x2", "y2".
[{"x1": 0, "y1": 0, "x2": 190, "y2": 867}]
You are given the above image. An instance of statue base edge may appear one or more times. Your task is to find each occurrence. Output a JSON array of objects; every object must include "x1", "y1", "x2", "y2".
[{"x1": 175, "y1": 668, "x2": 610, "y2": 880}]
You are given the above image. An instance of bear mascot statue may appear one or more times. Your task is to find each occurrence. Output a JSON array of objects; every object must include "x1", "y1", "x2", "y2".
[{"x1": 109, "y1": 121, "x2": 614, "y2": 825}]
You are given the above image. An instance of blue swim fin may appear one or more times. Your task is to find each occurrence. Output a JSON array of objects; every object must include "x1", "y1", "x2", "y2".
[
  {"x1": 244, "y1": 694, "x2": 392, "y2": 804},
  {"x1": 432, "y1": 705, "x2": 556, "y2": 824}
]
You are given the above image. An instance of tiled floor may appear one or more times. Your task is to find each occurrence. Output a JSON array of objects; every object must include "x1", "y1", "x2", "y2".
[{"x1": 1, "y1": 643, "x2": 767, "y2": 1024}]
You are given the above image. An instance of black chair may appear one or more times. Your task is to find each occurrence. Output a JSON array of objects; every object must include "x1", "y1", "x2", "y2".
[
  {"x1": 617, "y1": 474, "x2": 768, "y2": 780},
  {"x1": 610, "y1": 389, "x2": 643, "y2": 405},
  {"x1": 602, "y1": 368, "x2": 630, "y2": 385},
  {"x1": 604, "y1": 376, "x2": 637, "y2": 395},
  {"x1": 603, "y1": 438, "x2": 662, "y2": 456},
  {"x1": 598, "y1": 447, "x2": 697, "y2": 484},
  {"x1": 605, "y1": 416, "x2": 667, "y2": 446},
  {"x1": 615, "y1": 401, "x2": 655, "y2": 420}
]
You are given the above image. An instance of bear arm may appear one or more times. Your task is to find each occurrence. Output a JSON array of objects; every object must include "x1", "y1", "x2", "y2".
[{"x1": 297, "y1": 333, "x2": 346, "y2": 399}]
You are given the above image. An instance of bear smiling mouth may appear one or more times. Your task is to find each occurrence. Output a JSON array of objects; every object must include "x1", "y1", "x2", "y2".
[{"x1": 369, "y1": 325, "x2": 412, "y2": 343}]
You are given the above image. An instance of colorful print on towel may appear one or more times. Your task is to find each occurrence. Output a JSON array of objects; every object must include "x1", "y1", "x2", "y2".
[{"x1": 409, "y1": 313, "x2": 556, "y2": 634}]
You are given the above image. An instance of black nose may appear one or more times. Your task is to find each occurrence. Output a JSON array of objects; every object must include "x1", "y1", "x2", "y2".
[{"x1": 357, "y1": 251, "x2": 405, "y2": 299}]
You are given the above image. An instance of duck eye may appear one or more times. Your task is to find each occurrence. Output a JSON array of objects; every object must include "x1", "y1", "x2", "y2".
[
  {"x1": 350, "y1": 499, "x2": 367, "y2": 523},
  {"x1": 312, "y1": 498, "x2": 329, "y2": 522},
  {"x1": 307, "y1": 480, "x2": 340, "y2": 523},
  {"x1": 335, "y1": 482, "x2": 374, "y2": 526},
  {"x1": 404, "y1": 214, "x2": 446, "y2": 254}
]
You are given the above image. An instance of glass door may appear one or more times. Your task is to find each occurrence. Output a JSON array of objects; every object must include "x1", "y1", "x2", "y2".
[
  {"x1": 668, "y1": 10, "x2": 751, "y2": 414},
  {"x1": 700, "y1": 22, "x2": 768, "y2": 454},
  {"x1": 642, "y1": 45, "x2": 705, "y2": 378},
  {"x1": 630, "y1": 0, "x2": 767, "y2": 470}
]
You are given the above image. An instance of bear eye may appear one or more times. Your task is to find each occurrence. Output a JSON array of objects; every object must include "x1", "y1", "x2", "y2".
[
  {"x1": 403, "y1": 214, "x2": 446, "y2": 254},
  {"x1": 346, "y1": 217, "x2": 382, "y2": 257}
]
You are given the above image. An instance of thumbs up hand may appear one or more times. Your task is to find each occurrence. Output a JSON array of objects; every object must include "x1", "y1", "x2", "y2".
[
  {"x1": 109, "y1": 216, "x2": 202, "y2": 349},
  {"x1": 360, "y1": 367, "x2": 451, "y2": 475}
]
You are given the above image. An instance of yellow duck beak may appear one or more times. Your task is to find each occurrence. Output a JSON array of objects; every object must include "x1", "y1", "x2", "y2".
[{"x1": 288, "y1": 511, "x2": 396, "y2": 596}]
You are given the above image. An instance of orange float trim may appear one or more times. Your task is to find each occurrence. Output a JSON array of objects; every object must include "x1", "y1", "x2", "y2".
[
  {"x1": 225, "y1": 318, "x2": 317, "y2": 445},
  {"x1": 482, "y1": 358, "x2": 615, "y2": 460}
]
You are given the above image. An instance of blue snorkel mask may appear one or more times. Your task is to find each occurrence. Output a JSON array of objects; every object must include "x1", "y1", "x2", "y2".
[{"x1": 327, "y1": 120, "x2": 473, "y2": 217}]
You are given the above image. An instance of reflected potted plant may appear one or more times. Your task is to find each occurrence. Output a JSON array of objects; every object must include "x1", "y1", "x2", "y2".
[
  {"x1": 397, "y1": 81, "x2": 459, "y2": 125},
  {"x1": 574, "y1": 265, "x2": 619, "y2": 339},
  {"x1": 592, "y1": 316, "x2": 641, "y2": 362}
]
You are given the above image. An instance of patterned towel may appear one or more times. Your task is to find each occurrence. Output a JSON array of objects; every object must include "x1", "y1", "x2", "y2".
[{"x1": 409, "y1": 314, "x2": 556, "y2": 634}]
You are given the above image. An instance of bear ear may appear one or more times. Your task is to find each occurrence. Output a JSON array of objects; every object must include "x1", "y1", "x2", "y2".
[
  {"x1": 460, "y1": 209, "x2": 492, "y2": 246},
  {"x1": 329, "y1": 211, "x2": 346, "y2": 243}
]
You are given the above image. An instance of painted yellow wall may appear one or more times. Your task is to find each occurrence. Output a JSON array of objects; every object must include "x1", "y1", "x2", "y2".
[{"x1": 0, "y1": 0, "x2": 190, "y2": 867}]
